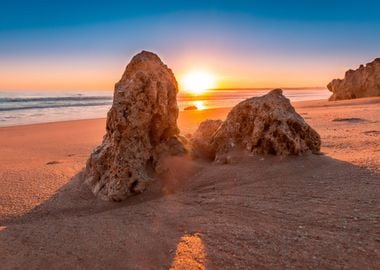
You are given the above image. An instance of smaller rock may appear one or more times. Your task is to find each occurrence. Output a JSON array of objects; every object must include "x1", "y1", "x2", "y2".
[
  {"x1": 191, "y1": 89, "x2": 321, "y2": 162},
  {"x1": 190, "y1": 119, "x2": 223, "y2": 160},
  {"x1": 184, "y1": 105, "x2": 198, "y2": 111}
]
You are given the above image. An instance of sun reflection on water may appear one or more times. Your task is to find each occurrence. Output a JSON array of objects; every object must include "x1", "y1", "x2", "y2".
[{"x1": 193, "y1": 100, "x2": 206, "y2": 110}]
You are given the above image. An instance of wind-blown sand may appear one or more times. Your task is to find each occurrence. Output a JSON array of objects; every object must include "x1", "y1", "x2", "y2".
[{"x1": 0, "y1": 98, "x2": 379, "y2": 269}]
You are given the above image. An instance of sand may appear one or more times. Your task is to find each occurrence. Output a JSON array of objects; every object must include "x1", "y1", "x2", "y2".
[{"x1": 0, "y1": 98, "x2": 379, "y2": 269}]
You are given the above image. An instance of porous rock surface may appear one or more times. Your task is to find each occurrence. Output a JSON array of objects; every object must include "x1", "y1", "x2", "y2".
[
  {"x1": 192, "y1": 89, "x2": 321, "y2": 162},
  {"x1": 328, "y1": 58, "x2": 380, "y2": 101},
  {"x1": 83, "y1": 51, "x2": 186, "y2": 201}
]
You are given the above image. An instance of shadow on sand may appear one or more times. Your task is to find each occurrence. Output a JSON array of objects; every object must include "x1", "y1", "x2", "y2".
[{"x1": 1, "y1": 154, "x2": 379, "y2": 269}]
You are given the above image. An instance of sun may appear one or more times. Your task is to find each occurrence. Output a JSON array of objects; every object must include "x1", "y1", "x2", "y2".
[{"x1": 181, "y1": 71, "x2": 217, "y2": 95}]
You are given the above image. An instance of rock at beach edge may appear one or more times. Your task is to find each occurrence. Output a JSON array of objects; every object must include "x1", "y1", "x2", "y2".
[
  {"x1": 192, "y1": 89, "x2": 321, "y2": 163},
  {"x1": 327, "y1": 58, "x2": 380, "y2": 101},
  {"x1": 83, "y1": 51, "x2": 186, "y2": 201}
]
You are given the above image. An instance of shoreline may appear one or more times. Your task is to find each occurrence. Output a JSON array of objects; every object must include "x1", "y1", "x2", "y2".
[
  {"x1": 0, "y1": 98, "x2": 331, "y2": 129},
  {"x1": 2, "y1": 96, "x2": 380, "y2": 130},
  {"x1": 1, "y1": 97, "x2": 379, "y2": 268},
  {"x1": 0, "y1": 88, "x2": 331, "y2": 128}
]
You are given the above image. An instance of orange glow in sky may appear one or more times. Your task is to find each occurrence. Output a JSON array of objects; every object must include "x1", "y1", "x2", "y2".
[
  {"x1": 0, "y1": 50, "x2": 351, "y2": 92},
  {"x1": 0, "y1": 3, "x2": 378, "y2": 92}
]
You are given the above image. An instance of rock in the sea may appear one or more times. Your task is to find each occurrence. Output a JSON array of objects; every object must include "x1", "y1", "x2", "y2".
[
  {"x1": 192, "y1": 89, "x2": 321, "y2": 162},
  {"x1": 328, "y1": 58, "x2": 380, "y2": 101},
  {"x1": 190, "y1": 119, "x2": 223, "y2": 159},
  {"x1": 83, "y1": 51, "x2": 186, "y2": 201},
  {"x1": 184, "y1": 105, "x2": 198, "y2": 111}
]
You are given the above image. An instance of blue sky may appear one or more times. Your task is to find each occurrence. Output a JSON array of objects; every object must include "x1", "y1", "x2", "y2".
[
  {"x1": 1, "y1": 0, "x2": 380, "y2": 90},
  {"x1": 2, "y1": 1, "x2": 380, "y2": 30}
]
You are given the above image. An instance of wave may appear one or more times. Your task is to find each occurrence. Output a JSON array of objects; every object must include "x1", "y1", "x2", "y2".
[
  {"x1": 0, "y1": 101, "x2": 113, "y2": 112},
  {"x1": 0, "y1": 96, "x2": 112, "y2": 103}
]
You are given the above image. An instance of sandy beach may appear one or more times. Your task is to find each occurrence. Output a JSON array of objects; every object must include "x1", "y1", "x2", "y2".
[{"x1": 0, "y1": 97, "x2": 379, "y2": 269}]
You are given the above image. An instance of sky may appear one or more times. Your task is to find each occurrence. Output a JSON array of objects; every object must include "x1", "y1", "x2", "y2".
[{"x1": 1, "y1": 0, "x2": 380, "y2": 91}]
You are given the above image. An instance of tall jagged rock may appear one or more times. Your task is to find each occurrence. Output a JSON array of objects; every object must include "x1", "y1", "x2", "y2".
[
  {"x1": 83, "y1": 51, "x2": 186, "y2": 201},
  {"x1": 328, "y1": 58, "x2": 380, "y2": 101},
  {"x1": 192, "y1": 89, "x2": 321, "y2": 162}
]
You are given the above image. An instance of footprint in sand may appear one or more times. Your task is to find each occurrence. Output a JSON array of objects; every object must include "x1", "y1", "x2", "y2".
[
  {"x1": 363, "y1": 130, "x2": 380, "y2": 136},
  {"x1": 46, "y1": 161, "x2": 62, "y2": 165},
  {"x1": 332, "y1": 117, "x2": 367, "y2": 123}
]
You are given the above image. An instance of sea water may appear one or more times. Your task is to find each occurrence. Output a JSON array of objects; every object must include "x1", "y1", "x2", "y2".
[{"x1": 0, "y1": 88, "x2": 330, "y2": 127}]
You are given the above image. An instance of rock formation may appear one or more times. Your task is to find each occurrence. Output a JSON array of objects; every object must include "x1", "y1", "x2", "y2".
[
  {"x1": 190, "y1": 119, "x2": 223, "y2": 159},
  {"x1": 192, "y1": 89, "x2": 321, "y2": 162},
  {"x1": 328, "y1": 58, "x2": 380, "y2": 101},
  {"x1": 83, "y1": 51, "x2": 186, "y2": 201}
]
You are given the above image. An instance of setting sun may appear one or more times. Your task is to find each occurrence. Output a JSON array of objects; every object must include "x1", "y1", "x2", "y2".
[{"x1": 181, "y1": 71, "x2": 217, "y2": 95}]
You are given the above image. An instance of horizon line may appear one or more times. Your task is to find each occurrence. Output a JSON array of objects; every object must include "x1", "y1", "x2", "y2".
[
  {"x1": 208, "y1": 86, "x2": 327, "y2": 91},
  {"x1": 0, "y1": 86, "x2": 328, "y2": 92}
]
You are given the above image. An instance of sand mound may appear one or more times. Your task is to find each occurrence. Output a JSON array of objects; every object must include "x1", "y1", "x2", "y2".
[
  {"x1": 192, "y1": 89, "x2": 321, "y2": 162},
  {"x1": 83, "y1": 51, "x2": 186, "y2": 201}
]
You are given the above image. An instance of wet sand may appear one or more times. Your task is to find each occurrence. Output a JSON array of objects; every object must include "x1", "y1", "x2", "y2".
[{"x1": 0, "y1": 98, "x2": 379, "y2": 269}]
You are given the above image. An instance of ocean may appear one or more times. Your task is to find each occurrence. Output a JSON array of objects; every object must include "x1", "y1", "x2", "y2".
[{"x1": 0, "y1": 88, "x2": 330, "y2": 127}]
